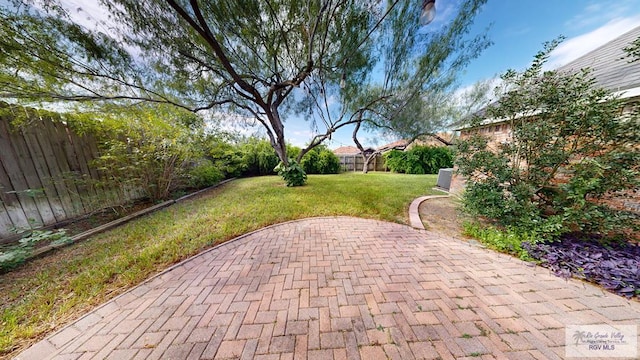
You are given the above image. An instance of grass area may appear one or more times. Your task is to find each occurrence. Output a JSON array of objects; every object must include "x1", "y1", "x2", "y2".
[{"x1": 0, "y1": 172, "x2": 437, "y2": 357}]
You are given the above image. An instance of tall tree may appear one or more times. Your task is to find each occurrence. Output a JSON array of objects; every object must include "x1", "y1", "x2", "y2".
[{"x1": 1, "y1": 0, "x2": 489, "y2": 180}]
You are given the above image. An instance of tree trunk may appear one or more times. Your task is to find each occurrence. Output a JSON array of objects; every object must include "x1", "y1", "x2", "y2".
[
  {"x1": 361, "y1": 153, "x2": 370, "y2": 174},
  {"x1": 266, "y1": 109, "x2": 288, "y2": 166}
]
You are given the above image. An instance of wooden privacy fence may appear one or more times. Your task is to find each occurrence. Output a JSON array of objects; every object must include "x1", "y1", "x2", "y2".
[
  {"x1": 0, "y1": 104, "x2": 139, "y2": 240},
  {"x1": 338, "y1": 154, "x2": 387, "y2": 172}
]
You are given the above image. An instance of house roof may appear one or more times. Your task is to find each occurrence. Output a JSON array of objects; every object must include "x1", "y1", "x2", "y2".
[
  {"x1": 377, "y1": 134, "x2": 454, "y2": 150},
  {"x1": 421, "y1": 132, "x2": 455, "y2": 145},
  {"x1": 332, "y1": 146, "x2": 360, "y2": 155},
  {"x1": 378, "y1": 139, "x2": 409, "y2": 152},
  {"x1": 557, "y1": 26, "x2": 640, "y2": 95},
  {"x1": 457, "y1": 26, "x2": 640, "y2": 131}
]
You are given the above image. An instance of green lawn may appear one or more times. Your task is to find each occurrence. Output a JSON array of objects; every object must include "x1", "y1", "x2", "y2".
[{"x1": 0, "y1": 172, "x2": 438, "y2": 357}]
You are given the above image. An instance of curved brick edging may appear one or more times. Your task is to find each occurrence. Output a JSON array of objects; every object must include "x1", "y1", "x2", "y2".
[{"x1": 408, "y1": 194, "x2": 450, "y2": 229}]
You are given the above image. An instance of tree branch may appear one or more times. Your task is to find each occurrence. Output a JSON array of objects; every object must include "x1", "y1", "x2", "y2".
[{"x1": 164, "y1": 0, "x2": 265, "y2": 109}]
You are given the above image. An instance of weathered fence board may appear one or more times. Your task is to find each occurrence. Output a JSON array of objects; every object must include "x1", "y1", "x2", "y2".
[
  {"x1": 63, "y1": 124, "x2": 96, "y2": 200},
  {"x1": 67, "y1": 127, "x2": 100, "y2": 205},
  {"x1": 0, "y1": 117, "x2": 41, "y2": 229},
  {"x1": 0, "y1": 121, "x2": 22, "y2": 209},
  {"x1": 0, "y1": 103, "x2": 143, "y2": 239},
  {"x1": 4, "y1": 117, "x2": 56, "y2": 225},
  {"x1": 30, "y1": 112, "x2": 77, "y2": 219},
  {"x1": 20, "y1": 120, "x2": 68, "y2": 222},
  {"x1": 0, "y1": 202, "x2": 14, "y2": 234},
  {"x1": 59, "y1": 122, "x2": 88, "y2": 209},
  {"x1": 47, "y1": 117, "x2": 85, "y2": 216}
]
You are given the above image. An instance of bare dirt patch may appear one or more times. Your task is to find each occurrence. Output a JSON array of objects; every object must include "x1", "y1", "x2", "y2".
[{"x1": 418, "y1": 196, "x2": 471, "y2": 239}]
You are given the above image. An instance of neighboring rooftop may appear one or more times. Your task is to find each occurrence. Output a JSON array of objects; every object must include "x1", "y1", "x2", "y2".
[
  {"x1": 332, "y1": 146, "x2": 361, "y2": 155},
  {"x1": 378, "y1": 139, "x2": 409, "y2": 152},
  {"x1": 557, "y1": 25, "x2": 640, "y2": 94},
  {"x1": 336, "y1": 134, "x2": 454, "y2": 155},
  {"x1": 379, "y1": 133, "x2": 455, "y2": 151}
]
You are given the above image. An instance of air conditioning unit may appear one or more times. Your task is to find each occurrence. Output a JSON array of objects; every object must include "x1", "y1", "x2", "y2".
[{"x1": 436, "y1": 168, "x2": 453, "y2": 191}]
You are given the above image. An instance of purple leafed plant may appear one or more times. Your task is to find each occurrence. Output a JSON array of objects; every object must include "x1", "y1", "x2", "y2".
[{"x1": 523, "y1": 235, "x2": 640, "y2": 298}]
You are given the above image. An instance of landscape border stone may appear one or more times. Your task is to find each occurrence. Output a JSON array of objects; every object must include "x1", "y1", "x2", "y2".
[
  {"x1": 408, "y1": 193, "x2": 450, "y2": 229},
  {"x1": 28, "y1": 178, "x2": 236, "y2": 259}
]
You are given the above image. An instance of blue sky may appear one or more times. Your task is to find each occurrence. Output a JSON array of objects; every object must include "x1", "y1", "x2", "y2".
[
  {"x1": 461, "y1": 0, "x2": 640, "y2": 85},
  {"x1": 316, "y1": 0, "x2": 640, "y2": 149}
]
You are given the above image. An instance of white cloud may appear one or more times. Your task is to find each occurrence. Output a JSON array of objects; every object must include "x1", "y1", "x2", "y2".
[
  {"x1": 565, "y1": 1, "x2": 639, "y2": 30},
  {"x1": 288, "y1": 130, "x2": 314, "y2": 147},
  {"x1": 546, "y1": 16, "x2": 640, "y2": 69}
]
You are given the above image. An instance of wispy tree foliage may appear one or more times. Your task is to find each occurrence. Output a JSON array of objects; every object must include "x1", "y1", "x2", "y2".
[{"x1": 0, "y1": 0, "x2": 489, "y2": 174}]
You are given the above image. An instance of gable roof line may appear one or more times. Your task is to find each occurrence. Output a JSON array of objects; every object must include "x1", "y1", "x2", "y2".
[
  {"x1": 556, "y1": 25, "x2": 640, "y2": 92},
  {"x1": 557, "y1": 25, "x2": 640, "y2": 71},
  {"x1": 456, "y1": 27, "x2": 640, "y2": 131},
  {"x1": 614, "y1": 86, "x2": 640, "y2": 100}
]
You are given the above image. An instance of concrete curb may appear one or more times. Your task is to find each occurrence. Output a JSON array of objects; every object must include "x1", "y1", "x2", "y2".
[{"x1": 408, "y1": 194, "x2": 450, "y2": 229}]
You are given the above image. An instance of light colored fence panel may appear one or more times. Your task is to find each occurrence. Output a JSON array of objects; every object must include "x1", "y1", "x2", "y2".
[
  {"x1": 7, "y1": 118, "x2": 57, "y2": 225},
  {"x1": 30, "y1": 112, "x2": 77, "y2": 219},
  {"x1": 338, "y1": 154, "x2": 387, "y2": 172},
  {"x1": 20, "y1": 118, "x2": 68, "y2": 222}
]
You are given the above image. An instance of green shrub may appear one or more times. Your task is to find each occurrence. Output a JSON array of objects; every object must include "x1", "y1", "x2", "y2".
[
  {"x1": 384, "y1": 150, "x2": 408, "y2": 173},
  {"x1": 301, "y1": 148, "x2": 320, "y2": 174},
  {"x1": 317, "y1": 150, "x2": 341, "y2": 174},
  {"x1": 239, "y1": 138, "x2": 280, "y2": 176},
  {"x1": 384, "y1": 146, "x2": 453, "y2": 174},
  {"x1": 239, "y1": 137, "x2": 302, "y2": 177},
  {"x1": 456, "y1": 40, "x2": 640, "y2": 239},
  {"x1": 405, "y1": 149, "x2": 426, "y2": 174},
  {"x1": 301, "y1": 145, "x2": 341, "y2": 174},
  {"x1": 463, "y1": 223, "x2": 537, "y2": 261},
  {"x1": 91, "y1": 105, "x2": 201, "y2": 201},
  {"x1": 0, "y1": 229, "x2": 71, "y2": 273},
  {"x1": 200, "y1": 134, "x2": 244, "y2": 177},
  {"x1": 275, "y1": 160, "x2": 307, "y2": 186},
  {"x1": 188, "y1": 160, "x2": 224, "y2": 189}
]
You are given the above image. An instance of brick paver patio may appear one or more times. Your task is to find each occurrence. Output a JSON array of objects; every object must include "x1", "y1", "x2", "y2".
[{"x1": 17, "y1": 217, "x2": 640, "y2": 359}]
